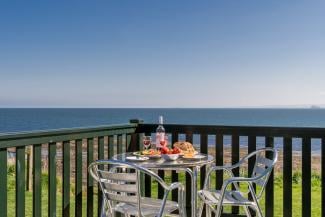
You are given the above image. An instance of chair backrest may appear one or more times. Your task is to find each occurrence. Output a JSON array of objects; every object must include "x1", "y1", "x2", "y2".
[
  {"x1": 97, "y1": 166, "x2": 139, "y2": 204},
  {"x1": 240, "y1": 148, "x2": 278, "y2": 199},
  {"x1": 88, "y1": 160, "x2": 167, "y2": 216}
]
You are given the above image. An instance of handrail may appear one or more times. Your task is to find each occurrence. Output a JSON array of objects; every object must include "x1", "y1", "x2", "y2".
[
  {"x1": 0, "y1": 123, "x2": 137, "y2": 148},
  {"x1": 137, "y1": 123, "x2": 325, "y2": 137}
]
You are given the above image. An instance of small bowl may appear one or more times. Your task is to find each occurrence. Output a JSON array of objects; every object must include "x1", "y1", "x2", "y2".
[{"x1": 161, "y1": 154, "x2": 179, "y2": 161}]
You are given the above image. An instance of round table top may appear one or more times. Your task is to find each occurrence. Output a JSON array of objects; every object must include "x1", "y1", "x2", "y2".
[{"x1": 112, "y1": 152, "x2": 214, "y2": 169}]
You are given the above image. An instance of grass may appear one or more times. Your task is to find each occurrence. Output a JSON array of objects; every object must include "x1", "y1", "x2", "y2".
[
  {"x1": 7, "y1": 167, "x2": 321, "y2": 217},
  {"x1": 7, "y1": 165, "x2": 99, "y2": 217},
  {"x1": 145, "y1": 171, "x2": 321, "y2": 217}
]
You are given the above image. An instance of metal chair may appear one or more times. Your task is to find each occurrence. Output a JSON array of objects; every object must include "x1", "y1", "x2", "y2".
[
  {"x1": 198, "y1": 148, "x2": 278, "y2": 217},
  {"x1": 89, "y1": 159, "x2": 186, "y2": 217}
]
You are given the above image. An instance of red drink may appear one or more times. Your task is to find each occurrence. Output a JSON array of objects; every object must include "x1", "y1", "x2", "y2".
[{"x1": 143, "y1": 136, "x2": 151, "y2": 150}]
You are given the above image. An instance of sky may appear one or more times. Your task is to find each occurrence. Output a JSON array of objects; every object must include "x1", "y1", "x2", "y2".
[{"x1": 0, "y1": 0, "x2": 324, "y2": 108}]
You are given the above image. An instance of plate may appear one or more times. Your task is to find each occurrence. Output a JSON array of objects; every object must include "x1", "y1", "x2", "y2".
[
  {"x1": 182, "y1": 154, "x2": 206, "y2": 160},
  {"x1": 147, "y1": 154, "x2": 161, "y2": 159},
  {"x1": 179, "y1": 151, "x2": 198, "y2": 156},
  {"x1": 133, "y1": 151, "x2": 145, "y2": 156},
  {"x1": 133, "y1": 151, "x2": 161, "y2": 159},
  {"x1": 126, "y1": 156, "x2": 149, "y2": 161}
]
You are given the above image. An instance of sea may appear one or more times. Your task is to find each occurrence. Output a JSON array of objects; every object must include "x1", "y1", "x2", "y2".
[{"x1": 1, "y1": 108, "x2": 325, "y2": 153}]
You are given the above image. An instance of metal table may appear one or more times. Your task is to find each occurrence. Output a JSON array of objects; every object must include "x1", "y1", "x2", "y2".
[{"x1": 113, "y1": 153, "x2": 214, "y2": 217}]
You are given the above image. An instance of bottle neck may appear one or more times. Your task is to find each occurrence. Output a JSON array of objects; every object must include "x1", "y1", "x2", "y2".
[{"x1": 158, "y1": 116, "x2": 164, "y2": 125}]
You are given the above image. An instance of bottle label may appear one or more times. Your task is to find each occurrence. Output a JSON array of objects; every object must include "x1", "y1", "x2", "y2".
[{"x1": 156, "y1": 132, "x2": 165, "y2": 148}]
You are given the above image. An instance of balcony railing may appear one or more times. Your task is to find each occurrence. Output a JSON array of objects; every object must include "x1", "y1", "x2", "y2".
[{"x1": 0, "y1": 119, "x2": 324, "y2": 217}]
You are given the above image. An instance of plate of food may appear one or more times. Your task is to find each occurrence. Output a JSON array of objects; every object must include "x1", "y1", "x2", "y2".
[
  {"x1": 133, "y1": 149, "x2": 161, "y2": 158},
  {"x1": 160, "y1": 146, "x2": 181, "y2": 161},
  {"x1": 173, "y1": 141, "x2": 198, "y2": 156}
]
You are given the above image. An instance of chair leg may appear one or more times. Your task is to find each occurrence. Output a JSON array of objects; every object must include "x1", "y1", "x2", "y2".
[
  {"x1": 100, "y1": 200, "x2": 107, "y2": 217},
  {"x1": 206, "y1": 205, "x2": 211, "y2": 217},
  {"x1": 254, "y1": 203, "x2": 264, "y2": 217},
  {"x1": 243, "y1": 206, "x2": 252, "y2": 217},
  {"x1": 215, "y1": 204, "x2": 222, "y2": 217},
  {"x1": 197, "y1": 202, "x2": 204, "y2": 217},
  {"x1": 179, "y1": 189, "x2": 186, "y2": 217},
  {"x1": 180, "y1": 200, "x2": 187, "y2": 217}
]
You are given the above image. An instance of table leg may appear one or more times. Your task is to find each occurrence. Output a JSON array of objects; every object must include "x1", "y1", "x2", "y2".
[
  {"x1": 205, "y1": 164, "x2": 211, "y2": 217},
  {"x1": 187, "y1": 167, "x2": 199, "y2": 217}
]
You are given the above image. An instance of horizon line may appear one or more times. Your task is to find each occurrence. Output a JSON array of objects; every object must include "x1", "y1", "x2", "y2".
[{"x1": 0, "y1": 106, "x2": 323, "y2": 109}]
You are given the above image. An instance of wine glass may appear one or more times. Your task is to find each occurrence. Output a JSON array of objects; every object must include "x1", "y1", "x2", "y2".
[{"x1": 143, "y1": 136, "x2": 151, "y2": 150}]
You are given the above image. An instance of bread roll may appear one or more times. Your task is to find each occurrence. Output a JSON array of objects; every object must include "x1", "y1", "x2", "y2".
[{"x1": 173, "y1": 141, "x2": 195, "y2": 153}]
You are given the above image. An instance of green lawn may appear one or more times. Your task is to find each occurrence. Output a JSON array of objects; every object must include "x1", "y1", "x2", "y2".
[
  {"x1": 7, "y1": 169, "x2": 99, "y2": 217},
  {"x1": 7, "y1": 169, "x2": 321, "y2": 217},
  {"x1": 149, "y1": 172, "x2": 321, "y2": 217}
]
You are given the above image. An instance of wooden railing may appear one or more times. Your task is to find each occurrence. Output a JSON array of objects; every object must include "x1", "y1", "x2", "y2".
[
  {"x1": 0, "y1": 122, "x2": 138, "y2": 217},
  {"x1": 136, "y1": 123, "x2": 325, "y2": 217},
  {"x1": 0, "y1": 120, "x2": 324, "y2": 217}
]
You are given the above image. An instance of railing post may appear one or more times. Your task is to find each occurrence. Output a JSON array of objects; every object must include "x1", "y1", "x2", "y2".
[
  {"x1": 200, "y1": 133, "x2": 208, "y2": 217},
  {"x1": 185, "y1": 133, "x2": 193, "y2": 217},
  {"x1": 27, "y1": 146, "x2": 33, "y2": 192},
  {"x1": 63, "y1": 141, "x2": 71, "y2": 217},
  {"x1": 75, "y1": 139, "x2": 83, "y2": 217},
  {"x1": 322, "y1": 136, "x2": 325, "y2": 217},
  {"x1": 0, "y1": 148, "x2": 7, "y2": 217},
  {"x1": 16, "y1": 146, "x2": 26, "y2": 217},
  {"x1": 86, "y1": 138, "x2": 93, "y2": 217},
  {"x1": 97, "y1": 137, "x2": 104, "y2": 217},
  {"x1": 248, "y1": 136, "x2": 257, "y2": 217},
  {"x1": 265, "y1": 136, "x2": 274, "y2": 217},
  {"x1": 302, "y1": 137, "x2": 311, "y2": 217},
  {"x1": 33, "y1": 144, "x2": 42, "y2": 217},
  {"x1": 48, "y1": 142, "x2": 57, "y2": 217},
  {"x1": 215, "y1": 133, "x2": 224, "y2": 190},
  {"x1": 231, "y1": 135, "x2": 240, "y2": 215},
  {"x1": 283, "y1": 137, "x2": 292, "y2": 217},
  {"x1": 129, "y1": 119, "x2": 143, "y2": 152}
]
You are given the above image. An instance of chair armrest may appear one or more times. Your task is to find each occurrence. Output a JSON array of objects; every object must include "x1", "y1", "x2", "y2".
[
  {"x1": 212, "y1": 164, "x2": 240, "y2": 171},
  {"x1": 206, "y1": 164, "x2": 241, "y2": 179},
  {"x1": 226, "y1": 169, "x2": 271, "y2": 185},
  {"x1": 219, "y1": 176, "x2": 260, "y2": 198},
  {"x1": 203, "y1": 165, "x2": 239, "y2": 189},
  {"x1": 167, "y1": 182, "x2": 184, "y2": 191},
  {"x1": 225, "y1": 176, "x2": 256, "y2": 185}
]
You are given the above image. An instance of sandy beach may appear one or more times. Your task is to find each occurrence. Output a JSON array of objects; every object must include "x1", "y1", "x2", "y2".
[{"x1": 208, "y1": 147, "x2": 321, "y2": 173}]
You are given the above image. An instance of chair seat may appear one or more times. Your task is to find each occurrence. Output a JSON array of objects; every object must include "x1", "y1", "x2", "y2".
[
  {"x1": 198, "y1": 190, "x2": 253, "y2": 206},
  {"x1": 113, "y1": 197, "x2": 179, "y2": 216}
]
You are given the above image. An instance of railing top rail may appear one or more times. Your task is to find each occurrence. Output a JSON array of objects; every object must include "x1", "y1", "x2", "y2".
[
  {"x1": 137, "y1": 123, "x2": 325, "y2": 137},
  {"x1": 0, "y1": 123, "x2": 137, "y2": 148}
]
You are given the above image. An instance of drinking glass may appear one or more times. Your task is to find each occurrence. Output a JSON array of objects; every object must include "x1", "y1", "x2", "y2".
[{"x1": 143, "y1": 136, "x2": 151, "y2": 150}]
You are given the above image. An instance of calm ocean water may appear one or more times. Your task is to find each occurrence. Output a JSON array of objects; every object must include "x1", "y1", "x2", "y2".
[{"x1": 1, "y1": 108, "x2": 325, "y2": 153}]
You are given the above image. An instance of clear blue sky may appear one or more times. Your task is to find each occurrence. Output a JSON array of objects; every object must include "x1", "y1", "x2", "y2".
[{"x1": 0, "y1": 0, "x2": 324, "y2": 108}]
